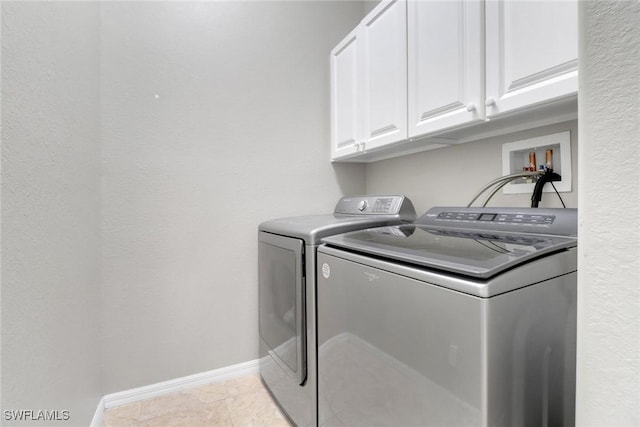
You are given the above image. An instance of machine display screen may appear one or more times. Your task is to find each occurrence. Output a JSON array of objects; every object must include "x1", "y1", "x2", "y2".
[{"x1": 435, "y1": 211, "x2": 556, "y2": 226}]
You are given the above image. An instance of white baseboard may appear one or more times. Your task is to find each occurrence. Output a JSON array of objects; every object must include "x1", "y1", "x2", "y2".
[
  {"x1": 91, "y1": 359, "x2": 259, "y2": 425},
  {"x1": 90, "y1": 397, "x2": 105, "y2": 427}
]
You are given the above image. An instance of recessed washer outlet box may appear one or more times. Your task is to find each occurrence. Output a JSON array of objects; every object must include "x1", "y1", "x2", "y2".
[{"x1": 501, "y1": 131, "x2": 572, "y2": 194}]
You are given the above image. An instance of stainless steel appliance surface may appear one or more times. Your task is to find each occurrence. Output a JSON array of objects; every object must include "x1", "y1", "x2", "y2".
[
  {"x1": 258, "y1": 195, "x2": 416, "y2": 427},
  {"x1": 317, "y1": 206, "x2": 577, "y2": 427}
]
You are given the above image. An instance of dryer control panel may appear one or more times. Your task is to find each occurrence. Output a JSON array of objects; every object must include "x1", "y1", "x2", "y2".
[{"x1": 335, "y1": 195, "x2": 415, "y2": 218}]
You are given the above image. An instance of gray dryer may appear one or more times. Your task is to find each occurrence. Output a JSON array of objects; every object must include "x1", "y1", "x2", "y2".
[{"x1": 259, "y1": 195, "x2": 415, "y2": 427}]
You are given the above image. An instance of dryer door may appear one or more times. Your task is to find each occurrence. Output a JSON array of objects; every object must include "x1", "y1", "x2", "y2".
[{"x1": 259, "y1": 232, "x2": 306, "y2": 385}]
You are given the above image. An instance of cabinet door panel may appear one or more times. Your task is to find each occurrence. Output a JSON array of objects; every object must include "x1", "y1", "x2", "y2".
[
  {"x1": 486, "y1": 0, "x2": 578, "y2": 116},
  {"x1": 361, "y1": 0, "x2": 407, "y2": 150},
  {"x1": 408, "y1": 0, "x2": 483, "y2": 137},
  {"x1": 330, "y1": 28, "x2": 360, "y2": 160}
]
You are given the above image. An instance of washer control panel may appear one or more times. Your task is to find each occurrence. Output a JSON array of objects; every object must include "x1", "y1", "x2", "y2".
[
  {"x1": 436, "y1": 211, "x2": 555, "y2": 225},
  {"x1": 419, "y1": 206, "x2": 577, "y2": 236}
]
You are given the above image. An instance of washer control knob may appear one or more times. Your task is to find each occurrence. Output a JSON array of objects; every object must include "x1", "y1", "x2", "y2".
[{"x1": 357, "y1": 200, "x2": 368, "y2": 212}]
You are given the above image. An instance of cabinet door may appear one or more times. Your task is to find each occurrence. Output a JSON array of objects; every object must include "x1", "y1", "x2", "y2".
[
  {"x1": 360, "y1": 0, "x2": 408, "y2": 151},
  {"x1": 330, "y1": 27, "x2": 360, "y2": 160},
  {"x1": 408, "y1": 0, "x2": 483, "y2": 138},
  {"x1": 485, "y1": 0, "x2": 578, "y2": 117}
]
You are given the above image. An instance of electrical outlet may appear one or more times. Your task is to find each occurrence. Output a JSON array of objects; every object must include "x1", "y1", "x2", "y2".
[{"x1": 501, "y1": 131, "x2": 572, "y2": 194}]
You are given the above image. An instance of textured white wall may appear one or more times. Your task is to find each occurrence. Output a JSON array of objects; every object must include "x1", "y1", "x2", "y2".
[
  {"x1": 100, "y1": 1, "x2": 365, "y2": 393},
  {"x1": 577, "y1": 1, "x2": 640, "y2": 425},
  {"x1": 1, "y1": 2, "x2": 102, "y2": 425},
  {"x1": 366, "y1": 121, "x2": 579, "y2": 213}
]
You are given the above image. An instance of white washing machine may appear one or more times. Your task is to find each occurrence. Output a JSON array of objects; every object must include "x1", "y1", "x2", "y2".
[
  {"x1": 317, "y1": 206, "x2": 577, "y2": 427},
  {"x1": 258, "y1": 195, "x2": 416, "y2": 427}
]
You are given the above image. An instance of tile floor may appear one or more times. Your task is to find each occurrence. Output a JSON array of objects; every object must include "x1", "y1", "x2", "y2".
[{"x1": 100, "y1": 373, "x2": 292, "y2": 427}]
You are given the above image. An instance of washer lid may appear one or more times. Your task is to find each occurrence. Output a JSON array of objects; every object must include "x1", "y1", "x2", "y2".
[{"x1": 322, "y1": 224, "x2": 577, "y2": 279}]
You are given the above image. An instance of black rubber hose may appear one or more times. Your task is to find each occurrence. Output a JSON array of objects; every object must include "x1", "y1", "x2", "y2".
[{"x1": 531, "y1": 172, "x2": 562, "y2": 208}]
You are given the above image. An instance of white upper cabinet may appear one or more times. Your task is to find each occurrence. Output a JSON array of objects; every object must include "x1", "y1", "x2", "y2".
[
  {"x1": 330, "y1": 0, "x2": 578, "y2": 162},
  {"x1": 360, "y1": 0, "x2": 408, "y2": 151},
  {"x1": 485, "y1": 0, "x2": 578, "y2": 117},
  {"x1": 330, "y1": 27, "x2": 360, "y2": 160},
  {"x1": 407, "y1": 0, "x2": 484, "y2": 137}
]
